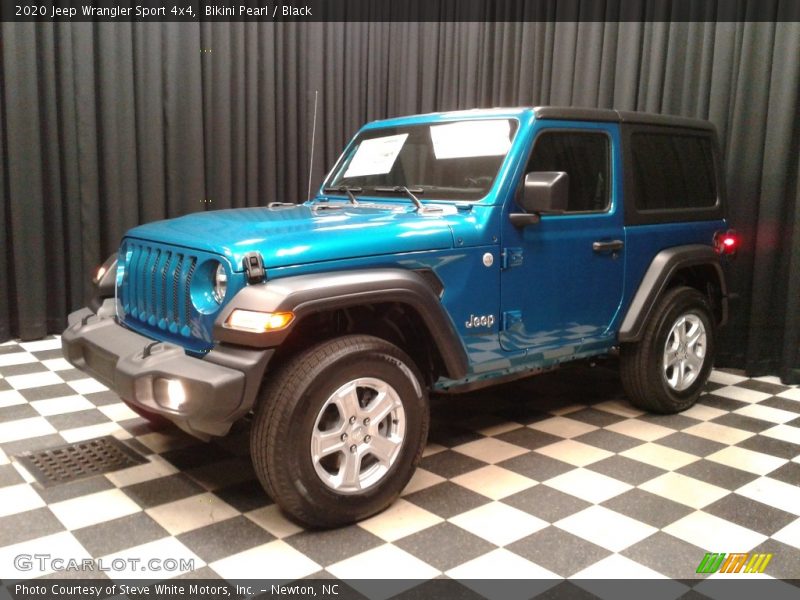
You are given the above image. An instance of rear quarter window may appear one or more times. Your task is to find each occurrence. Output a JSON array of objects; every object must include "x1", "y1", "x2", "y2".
[{"x1": 631, "y1": 133, "x2": 717, "y2": 210}]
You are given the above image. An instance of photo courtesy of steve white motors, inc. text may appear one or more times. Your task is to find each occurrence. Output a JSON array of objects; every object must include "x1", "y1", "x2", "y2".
[{"x1": 14, "y1": 583, "x2": 340, "y2": 597}]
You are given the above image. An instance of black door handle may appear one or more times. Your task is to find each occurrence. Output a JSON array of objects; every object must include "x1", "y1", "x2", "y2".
[{"x1": 593, "y1": 239, "x2": 624, "y2": 253}]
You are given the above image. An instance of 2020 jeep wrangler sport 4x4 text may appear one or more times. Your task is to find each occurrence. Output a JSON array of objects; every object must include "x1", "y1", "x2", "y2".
[{"x1": 63, "y1": 107, "x2": 737, "y2": 527}]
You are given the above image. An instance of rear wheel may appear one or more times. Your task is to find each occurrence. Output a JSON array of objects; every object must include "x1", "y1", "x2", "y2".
[
  {"x1": 621, "y1": 286, "x2": 716, "y2": 413},
  {"x1": 250, "y1": 335, "x2": 429, "y2": 528}
]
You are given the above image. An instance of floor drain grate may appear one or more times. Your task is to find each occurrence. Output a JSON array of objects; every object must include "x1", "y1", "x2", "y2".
[{"x1": 14, "y1": 436, "x2": 148, "y2": 487}]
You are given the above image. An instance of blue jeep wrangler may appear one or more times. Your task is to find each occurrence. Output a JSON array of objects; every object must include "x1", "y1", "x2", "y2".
[{"x1": 63, "y1": 107, "x2": 737, "y2": 526}]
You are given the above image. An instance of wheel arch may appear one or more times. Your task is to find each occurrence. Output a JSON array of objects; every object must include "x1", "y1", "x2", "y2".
[
  {"x1": 214, "y1": 268, "x2": 469, "y2": 381},
  {"x1": 619, "y1": 245, "x2": 728, "y2": 343}
]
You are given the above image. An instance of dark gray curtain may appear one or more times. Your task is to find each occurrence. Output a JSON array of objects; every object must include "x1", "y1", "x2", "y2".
[{"x1": 1, "y1": 18, "x2": 798, "y2": 382}]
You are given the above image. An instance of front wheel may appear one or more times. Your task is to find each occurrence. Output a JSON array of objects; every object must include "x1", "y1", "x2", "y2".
[
  {"x1": 620, "y1": 286, "x2": 716, "y2": 413},
  {"x1": 250, "y1": 335, "x2": 429, "y2": 528}
]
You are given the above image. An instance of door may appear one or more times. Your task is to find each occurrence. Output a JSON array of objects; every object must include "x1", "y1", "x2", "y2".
[{"x1": 499, "y1": 122, "x2": 625, "y2": 356}]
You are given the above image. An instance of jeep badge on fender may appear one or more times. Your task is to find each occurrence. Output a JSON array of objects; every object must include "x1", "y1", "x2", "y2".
[{"x1": 63, "y1": 107, "x2": 736, "y2": 528}]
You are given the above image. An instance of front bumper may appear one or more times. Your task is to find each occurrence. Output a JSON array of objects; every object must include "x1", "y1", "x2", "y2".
[{"x1": 62, "y1": 299, "x2": 272, "y2": 438}]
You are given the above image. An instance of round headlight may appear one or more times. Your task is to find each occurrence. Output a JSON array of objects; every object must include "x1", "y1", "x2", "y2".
[{"x1": 213, "y1": 263, "x2": 227, "y2": 304}]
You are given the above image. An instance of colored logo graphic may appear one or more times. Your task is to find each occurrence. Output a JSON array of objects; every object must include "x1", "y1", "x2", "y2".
[{"x1": 696, "y1": 553, "x2": 773, "y2": 574}]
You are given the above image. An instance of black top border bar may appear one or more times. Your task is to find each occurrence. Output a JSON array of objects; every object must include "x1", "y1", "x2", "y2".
[{"x1": 2, "y1": 0, "x2": 800, "y2": 23}]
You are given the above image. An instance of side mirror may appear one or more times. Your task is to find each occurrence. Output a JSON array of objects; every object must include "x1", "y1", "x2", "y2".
[{"x1": 510, "y1": 171, "x2": 569, "y2": 227}]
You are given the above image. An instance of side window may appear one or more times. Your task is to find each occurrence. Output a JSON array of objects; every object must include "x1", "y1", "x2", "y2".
[
  {"x1": 525, "y1": 131, "x2": 610, "y2": 212},
  {"x1": 631, "y1": 133, "x2": 717, "y2": 210}
]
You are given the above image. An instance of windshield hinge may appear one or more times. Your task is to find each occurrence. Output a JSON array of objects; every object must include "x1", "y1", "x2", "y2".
[{"x1": 501, "y1": 248, "x2": 524, "y2": 270}]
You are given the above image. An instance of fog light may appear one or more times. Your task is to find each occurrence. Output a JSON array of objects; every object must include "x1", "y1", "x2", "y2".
[
  {"x1": 225, "y1": 309, "x2": 294, "y2": 332},
  {"x1": 155, "y1": 378, "x2": 187, "y2": 411}
]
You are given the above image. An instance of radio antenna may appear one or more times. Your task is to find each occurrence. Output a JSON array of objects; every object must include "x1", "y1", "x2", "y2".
[{"x1": 307, "y1": 90, "x2": 319, "y2": 200}]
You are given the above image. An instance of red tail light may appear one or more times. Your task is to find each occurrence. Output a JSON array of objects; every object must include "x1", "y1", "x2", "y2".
[{"x1": 714, "y1": 230, "x2": 739, "y2": 256}]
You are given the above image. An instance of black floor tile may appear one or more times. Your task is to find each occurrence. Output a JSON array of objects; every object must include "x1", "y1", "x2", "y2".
[
  {"x1": 34, "y1": 474, "x2": 115, "y2": 504},
  {"x1": 507, "y1": 526, "x2": 610, "y2": 577},
  {"x1": 497, "y1": 453, "x2": 573, "y2": 482},
  {"x1": 601, "y1": 489, "x2": 694, "y2": 529},
  {"x1": 122, "y1": 473, "x2": 205, "y2": 508},
  {"x1": 587, "y1": 455, "x2": 666, "y2": 486},
  {"x1": 178, "y1": 516, "x2": 276, "y2": 563},
  {"x1": 419, "y1": 450, "x2": 488, "y2": 479},
  {"x1": 0, "y1": 363, "x2": 50, "y2": 377},
  {"x1": 711, "y1": 413, "x2": 774, "y2": 433},
  {"x1": 621, "y1": 532, "x2": 706, "y2": 579},
  {"x1": 72, "y1": 512, "x2": 170, "y2": 556},
  {"x1": 404, "y1": 482, "x2": 491, "y2": 519},
  {"x1": 676, "y1": 460, "x2": 759, "y2": 490},
  {"x1": 0, "y1": 507, "x2": 64, "y2": 547},
  {"x1": 656, "y1": 432, "x2": 727, "y2": 457},
  {"x1": 764, "y1": 461, "x2": 800, "y2": 486},
  {"x1": 703, "y1": 493, "x2": 797, "y2": 537},
  {"x1": 495, "y1": 427, "x2": 564, "y2": 450},
  {"x1": 284, "y1": 524, "x2": 382, "y2": 567},
  {"x1": 561, "y1": 408, "x2": 625, "y2": 428},
  {"x1": 213, "y1": 479, "x2": 272, "y2": 512},
  {"x1": 394, "y1": 522, "x2": 496, "y2": 572},
  {"x1": 45, "y1": 409, "x2": 111, "y2": 431},
  {"x1": 502, "y1": 484, "x2": 591, "y2": 523},
  {"x1": 736, "y1": 435, "x2": 800, "y2": 459},
  {"x1": 572, "y1": 429, "x2": 642, "y2": 453}
]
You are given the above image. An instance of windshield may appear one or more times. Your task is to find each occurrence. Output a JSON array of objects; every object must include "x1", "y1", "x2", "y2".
[{"x1": 323, "y1": 118, "x2": 519, "y2": 201}]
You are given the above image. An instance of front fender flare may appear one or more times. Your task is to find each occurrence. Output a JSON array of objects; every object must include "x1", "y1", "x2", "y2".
[
  {"x1": 618, "y1": 244, "x2": 728, "y2": 343},
  {"x1": 214, "y1": 268, "x2": 469, "y2": 379}
]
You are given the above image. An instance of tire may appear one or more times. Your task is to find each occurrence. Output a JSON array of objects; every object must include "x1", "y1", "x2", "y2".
[
  {"x1": 250, "y1": 335, "x2": 429, "y2": 528},
  {"x1": 620, "y1": 286, "x2": 716, "y2": 413}
]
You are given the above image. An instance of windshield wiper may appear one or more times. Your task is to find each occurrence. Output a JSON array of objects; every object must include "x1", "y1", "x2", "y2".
[
  {"x1": 373, "y1": 186, "x2": 424, "y2": 211},
  {"x1": 323, "y1": 185, "x2": 361, "y2": 206}
]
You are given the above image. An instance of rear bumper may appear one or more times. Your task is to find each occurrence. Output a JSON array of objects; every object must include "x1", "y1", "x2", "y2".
[{"x1": 62, "y1": 299, "x2": 272, "y2": 438}]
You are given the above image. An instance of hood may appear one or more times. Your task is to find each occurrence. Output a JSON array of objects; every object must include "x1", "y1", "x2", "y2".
[{"x1": 124, "y1": 202, "x2": 459, "y2": 270}]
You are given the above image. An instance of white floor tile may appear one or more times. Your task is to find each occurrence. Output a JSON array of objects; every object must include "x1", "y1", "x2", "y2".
[
  {"x1": 445, "y1": 547, "x2": 560, "y2": 580},
  {"x1": 529, "y1": 416, "x2": 598, "y2": 438},
  {"x1": 67, "y1": 378, "x2": 108, "y2": 395},
  {"x1": 0, "y1": 448, "x2": 8, "y2": 465},
  {"x1": 705, "y1": 446, "x2": 786, "y2": 476},
  {"x1": 452, "y1": 437, "x2": 528, "y2": 464},
  {"x1": 49, "y1": 489, "x2": 141, "y2": 530},
  {"x1": 0, "y1": 417, "x2": 56, "y2": 443},
  {"x1": 535, "y1": 439, "x2": 613, "y2": 467},
  {"x1": 211, "y1": 540, "x2": 321, "y2": 581},
  {"x1": 19, "y1": 338, "x2": 63, "y2": 352},
  {"x1": 555, "y1": 506, "x2": 657, "y2": 552},
  {"x1": 452, "y1": 465, "x2": 536, "y2": 500},
  {"x1": 708, "y1": 371, "x2": 749, "y2": 385},
  {"x1": 328, "y1": 543, "x2": 439, "y2": 580},
  {"x1": 98, "y1": 403, "x2": 140, "y2": 422},
  {"x1": 682, "y1": 422, "x2": 755, "y2": 445},
  {"x1": 682, "y1": 403, "x2": 728, "y2": 421},
  {"x1": 0, "y1": 532, "x2": 90, "y2": 580},
  {"x1": 0, "y1": 389, "x2": 27, "y2": 408},
  {"x1": 245, "y1": 504, "x2": 305, "y2": 540},
  {"x1": 30, "y1": 395, "x2": 95, "y2": 416},
  {"x1": 544, "y1": 468, "x2": 632, "y2": 504},
  {"x1": 0, "y1": 483, "x2": 46, "y2": 517},
  {"x1": 639, "y1": 472, "x2": 729, "y2": 509},
  {"x1": 60, "y1": 422, "x2": 122, "y2": 443},
  {"x1": 571, "y1": 553, "x2": 671, "y2": 580},
  {"x1": 449, "y1": 501, "x2": 548, "y2": 546},
  {"x1": 0, "y1": 352, "x2": 37, "y2": 367},
  {"x1": 772, "y1": 517, "x2": 800, "y2": 550},
  {"x1": 760, "y1": 424, "x2": 800, "y2": 445},
  {"x1": 5, "y1": 371, "x2": 62, "y2": 390},
  {"x1": 776, "y1": 388, "x2": 800, "y2": 401},
  {"x1": 734, "y1": 404, "x2": 798, "y2": 424},
  {"x1": 605, "y1": 419, "x2": 673, "y2": 442},
  {"x1": 358, "y1": 498, "x2": 443, "y2": 542},
  {"x1": 105, "y1": 454, "x2": 179, "y2": 488},
  {"x1": 100, "y1": 537, "x2": 202, "y2": 579},
  {"x1": 146, "y1": 492, "x2": 239, "y2": 535},
  {"x1": 593, "y1": 400, "x2": 645, "y2": 418},
  {"x1": 711, "y1": 386, "x2": 772, "y2": 404},
  {"x1": 620, "y1": 442, "x2": 699, "y2": 471},
  {"x1": 736, "y1": 477, "x2": 800, "y2": 516},
  {"x1": 41, "y1": 358, "x2": 73, "y2": 371},
  {"x1": 422, "y1": 442, "x2": 447, "y2": 457},
  {"x1": 664, "y1": 510, "x2": 766, "y2": 551},
  {"x1": 401, "y1": 468, "x2": 445, "y2": 495}
]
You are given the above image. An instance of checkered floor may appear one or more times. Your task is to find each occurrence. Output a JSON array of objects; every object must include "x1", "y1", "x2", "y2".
[{"x1": 1, "y1": 336, "x2": 799, "y2": 585}]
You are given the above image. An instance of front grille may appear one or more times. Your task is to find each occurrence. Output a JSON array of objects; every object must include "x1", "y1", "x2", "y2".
[{"x1": 120, "y1": 241, "x2": 197, "y2": 337}]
